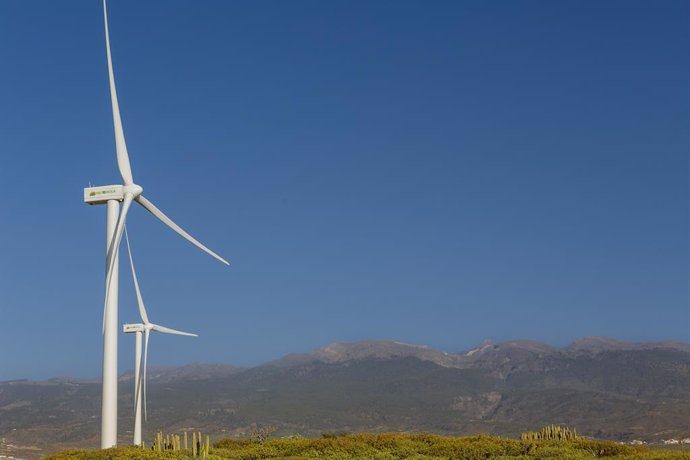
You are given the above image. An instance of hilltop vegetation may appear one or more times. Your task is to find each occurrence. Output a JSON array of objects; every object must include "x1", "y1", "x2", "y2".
[{"x1": 45, "y1": 433, "x2": 690, "y2": 460}]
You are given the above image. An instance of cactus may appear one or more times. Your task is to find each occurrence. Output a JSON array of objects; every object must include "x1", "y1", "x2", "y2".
[
  {"x1": 149, "y1": 430, "x2": 209, "y2": 455},
  {"x1": 150, "y1": 431, "x2": 182, "y2": 452},
  {"x1": 521, "y1": 425, "x2": 580, "y2": 442}
]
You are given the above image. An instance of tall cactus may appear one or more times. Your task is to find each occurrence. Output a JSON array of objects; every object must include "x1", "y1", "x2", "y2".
[
  {"x1": 149, "y1": 429, "x2": 209, "y2": 455},
  {"x1": 521, "y1": 425, "x2": 580, "y2": 442}
]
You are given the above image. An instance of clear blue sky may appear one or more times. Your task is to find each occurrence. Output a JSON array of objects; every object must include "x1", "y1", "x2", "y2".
[{"x1": 0, "y1": 0, "x2": 687, "y2": 380}]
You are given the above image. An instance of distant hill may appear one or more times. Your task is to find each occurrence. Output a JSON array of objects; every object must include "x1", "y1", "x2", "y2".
[
  {"x1": 119, "y1": 363, "x2": 244, "y2": 383},
  {"x1": 1, "y1": 337, "x2": 689, "y2": 459}
]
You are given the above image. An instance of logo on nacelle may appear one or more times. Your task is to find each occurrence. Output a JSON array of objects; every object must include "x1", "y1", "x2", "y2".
[{"x1": 89, "y1": 189, "x2": 118, "y2": 197}]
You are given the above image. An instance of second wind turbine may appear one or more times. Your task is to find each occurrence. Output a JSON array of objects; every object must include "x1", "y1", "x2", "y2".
[{"x1": 123, "y1": 229, "x2": 197, "y2": 447}]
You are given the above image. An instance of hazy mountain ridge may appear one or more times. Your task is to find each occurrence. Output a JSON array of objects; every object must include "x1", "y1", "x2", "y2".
[
  {"x1": 1, "y1": 337, "x2": 689, "y2": 459},
  {"x1": 268, "y1": 337, "x2": 690, "y2": 376},
  {"x1": 119, "y1": 363, "x2": 244, "y2": 383},
  {"x1": 267, "y1": 340, "x2": 467, "y2": 368}
]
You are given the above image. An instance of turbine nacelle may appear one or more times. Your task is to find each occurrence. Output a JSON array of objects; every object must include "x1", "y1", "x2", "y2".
[
  {"x1": 84, "y1": 184, "x2": 142, "y2": 205},
  {"x1": 84, "y1": 185, "x2": 124, "y2": 205},
  {"x1": 123, "y1": 323, "x2": 145, "y2": 333}
]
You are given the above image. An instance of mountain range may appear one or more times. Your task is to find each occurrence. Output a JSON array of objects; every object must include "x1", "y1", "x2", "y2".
[{"x1": 1, "y1": 337, "x2": 689, "y2": 459}]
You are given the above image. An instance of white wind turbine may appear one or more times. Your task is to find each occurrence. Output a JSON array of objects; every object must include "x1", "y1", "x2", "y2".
[
  {"x1": 123, "y1": 229, "x2": 197, "y2": 447},
  {"x1": 84, "y1": 0, "x2": 228, "y2": 448}
]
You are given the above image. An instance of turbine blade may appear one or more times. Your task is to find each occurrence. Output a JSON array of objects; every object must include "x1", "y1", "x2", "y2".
[
  {"x1": 124, "y1": 227, "x2": 150, "y2": 324},
  {"x1": 103, "y1": 0, "x2": 134, "y2": 185},
  {"x1": 135, "y1": 195, "x2": 229, "y2": 265},
  {"x1": 143, "y1": 329, "x2": 149, "y2": 421},
  {"x1": 151, "y1": 324, "x2": 198, "y2": 337},
  {"x1": 134, "y1": 338, "x2": 143, "y2": 416},
  {"x1": 102, "y1": 192, "x2": 133, "y2": 333}
]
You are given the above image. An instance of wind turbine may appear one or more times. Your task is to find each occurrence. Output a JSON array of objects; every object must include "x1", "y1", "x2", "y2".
[
  {"x1": 84, "y1": 0, "x2": 228, "y2": 448},
  {"x1": 123, "y1": 229, "x2": 197, "y2": 446}
]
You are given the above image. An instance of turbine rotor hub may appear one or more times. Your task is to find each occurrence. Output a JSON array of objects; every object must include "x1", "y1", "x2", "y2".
[{"x1": 123, "y1": 183, "x2": 143, "y2": 197}]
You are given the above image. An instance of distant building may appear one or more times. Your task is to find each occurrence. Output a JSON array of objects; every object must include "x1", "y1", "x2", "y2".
[{"x1": 663, "y1": 439, "x2": 679, "y2": 445}]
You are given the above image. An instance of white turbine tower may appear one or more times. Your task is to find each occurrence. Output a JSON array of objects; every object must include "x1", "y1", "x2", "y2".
[
  {"x1": 123, "y1": 229, "x2": 196, "y2": 446},
  {"x1": 84, "y1": 0, "x2": 229, "y2": 448}
]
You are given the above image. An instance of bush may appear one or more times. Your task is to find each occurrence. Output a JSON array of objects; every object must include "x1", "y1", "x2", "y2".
[{"x1": 45, "y1": 446, "x2": 190, "y2": 460}]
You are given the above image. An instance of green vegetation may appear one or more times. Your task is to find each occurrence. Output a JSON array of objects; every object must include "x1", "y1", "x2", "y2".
[{"x1": 45, "y1": 433, "x2": 690, "y2": 460}]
